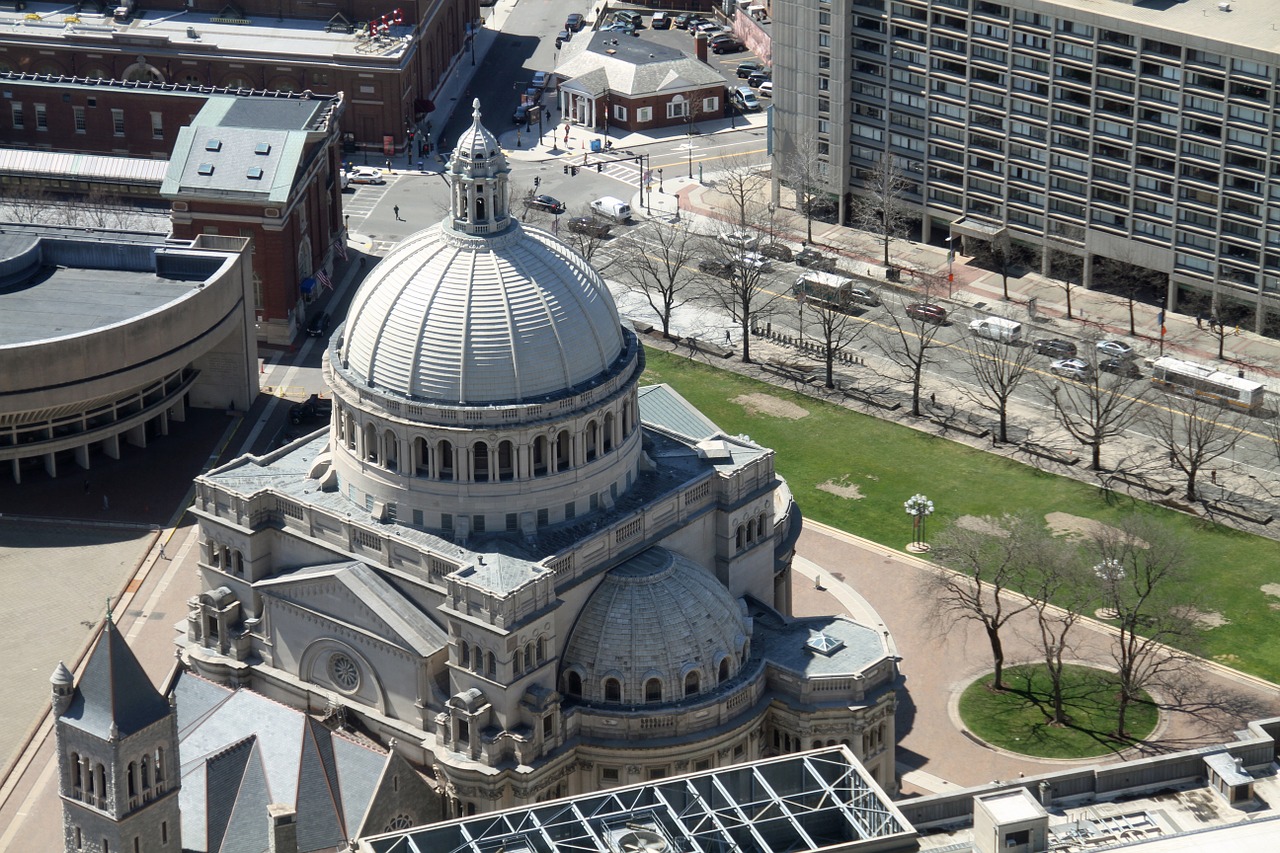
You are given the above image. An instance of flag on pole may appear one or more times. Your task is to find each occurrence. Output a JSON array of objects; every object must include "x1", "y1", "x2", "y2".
[
  {"x1": 333, "y1": 238, "x2": 348, "y2": 261},
  {"x1": 316, "y1": 269, "x2": 333, "y2": 292}
]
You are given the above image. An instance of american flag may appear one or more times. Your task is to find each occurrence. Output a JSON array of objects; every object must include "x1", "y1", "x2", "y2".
[
  {"x1": 316, "y1": 269, "x2": 333, "y2": 291},
  {"x1": 333, "y1": 238, "x2": 348, "y2": 261}
]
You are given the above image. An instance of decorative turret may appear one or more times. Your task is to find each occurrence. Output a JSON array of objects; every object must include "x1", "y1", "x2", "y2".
[
  {"x1": 446, "y1": 98, "x2": 513, "y2": 234},
  {"x1": 51, "y1": 661, "x2": 74, "y2": 717}
]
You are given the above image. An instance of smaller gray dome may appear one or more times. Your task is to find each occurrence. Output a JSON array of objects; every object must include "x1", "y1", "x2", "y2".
[
  {"x1": 562, "y1": 548, "x2": 749, "y2": 706},
  {"x1": 51, "y1": 661, "x2": 73, "y2": 686}
]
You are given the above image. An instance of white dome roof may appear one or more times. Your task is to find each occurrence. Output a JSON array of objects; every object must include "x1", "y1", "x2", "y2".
[
  {"x1": 562, "y1": 549, "x2": 749, "y2": 704},
  {"x1": 339, "y1": 223, "x2": 625, "y2": 404}
]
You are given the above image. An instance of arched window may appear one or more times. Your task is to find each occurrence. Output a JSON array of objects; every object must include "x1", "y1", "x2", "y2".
[
  {"x1": 585, "y1": 420, "x2": 599, "y2": 462},
  {"x1": 603, "y1": 412, "x2": 615, "y2": 451},
  {"x1": 604, "y1": 678, "x2": 621, "y2": 702},
  {"x1": 472, "y1": 644, "x2": 483, "y2": 672},
  {"x1": 140, "y1": 755, "x2": 150, "y2": 788},
  {"x1": 524, "y1": 642, "x2": 534, "y2": 671},
  {"x1": 718, "y1": 658, "x2": 730, "y2": 684},
  {"x1": 757, "y1": 515, "x2": 766, "y2": 538},
  {"x1": 622, "y1": 400, "x2": 632, "y2": 437},
  {"x1": 555, "y1": 430, "x2": 571, "y2": 472},
  {"x1": 685, "y1": 671, "x2": 700, "y2": 696},
  {"x1": 363, "y1": 423, "x2": 378, "y2": 463},
  {"x1": 70, "y1": 753, "x2": 82, "y2": 789},
  {"x1": 460, "y1": 643, "x2": 470, "y2": 667},
  {"x1": 645, "y1": 678, "x2": 662, "y2": 703},
  {"x1": 414, "y1": 437, "x2": 431, "y2": 476},
  {"x1": 438, "y1": 440, "x2": 454, "y2": 480},
  {"x1": 536, "y1": 637, "x2": 547, "y2": 664},
  {"x1": 473, "y1": 442, "x2": 489, "y2": 482},
  {"x1": 813, "y1": 740, "x2": 822, "y2": 750},
  {"x1": 566, "y1": 671, "x2": 582, "y2": 697},
  {"x1": 486, "y1": 651, "x2": 496, "y2": 677},
  {"x1": 127, "y1": 762, "x2": 137, "y2": 797},
  {"x1": 736, "y1": 526, "x2": 745, "y2": 550},
  {"x1": 514, "y1": 653, "x2": 523, "y2": 676},
  {"x1": 383, "y1": 430, "x2": 398, "y2": 470},
  {"x1": 740, "y1": 641, "x2": 749, "y2": 661},
  {"x1": 532, "y1": 435, "x2": 549, "y2": 476},
  {"x1": 154, "y1": 748, "x2": 165, "y2": 785},
  {"x1": 497, "y1": 440, "x2": 515, "y2": 481}
]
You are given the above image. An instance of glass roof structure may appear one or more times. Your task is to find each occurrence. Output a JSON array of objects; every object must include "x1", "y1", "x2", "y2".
[{"x1": 359, "y1": 747, "x2": 914, "y2": 853}]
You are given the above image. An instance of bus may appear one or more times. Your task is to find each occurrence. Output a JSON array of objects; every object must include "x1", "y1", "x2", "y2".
[
  {"x1": 1149, "y1": 356, "x2": 1266, "y2": 412},
  {"x1": 791, "y1": 272, "x2": 879, "y2": 312}
]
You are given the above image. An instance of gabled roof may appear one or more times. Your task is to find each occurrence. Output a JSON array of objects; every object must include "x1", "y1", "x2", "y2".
[
  {"x1": 255, "y1": 561, "x2": 449, "y2": 657},
  {"x1": 175, "y1": 672, "x2": 391, "y2": 853},
  {"x1": 556, "y1": 31, "x2": 724, "y2": 97},
  {"x1": 61, "y1": 617, "x2": 170, "y2": 739}
]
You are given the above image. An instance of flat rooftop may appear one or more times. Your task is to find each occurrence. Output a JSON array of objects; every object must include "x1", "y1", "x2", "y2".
[
  {"x1": 1030, "y1": 0, "x2": 1280, "y2": 57},
  {"x1": 0, "y1": 2, "x2": 410, "y2": 63}
]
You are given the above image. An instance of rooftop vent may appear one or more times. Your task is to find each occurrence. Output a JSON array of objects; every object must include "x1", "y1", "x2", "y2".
[
  {"x1": 204, "y1": 139, "x2": 222, "y2": 151},
  {"x1": 247, "y1": 166, "x2": 263, "y2": 180},
  {"x1": 254, "y1": 142, "x2": 271, "y2": 155},
  {"x1": 197, "y1": 163, "x2": 215, "y2": 176}
]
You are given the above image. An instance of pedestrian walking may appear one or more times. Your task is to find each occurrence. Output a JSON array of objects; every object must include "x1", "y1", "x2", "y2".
[
  {"x1": 102, "y1": 494, "x2": 109, "y2": 511},
  {"x1": 159, "y1": 543, "x2": 167, "y2": 560},
  {"x1": 1211, "y1": 470, "x2": 1217, "y2": 484},
  {"x1": 393, "y1": 205, "x2": 401, "y2": 221},
  {"x1": 929, "y1": 392, "x2": 936, "y2": 405},
  {"x1": 1196, "y1": 312, "x2": 1204, "y2": 329},
  {"x1": 724, "y1": 329, "x2": 731, "y2": 345}
]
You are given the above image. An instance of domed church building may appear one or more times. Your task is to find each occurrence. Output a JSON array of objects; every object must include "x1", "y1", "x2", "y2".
[{"x1": 183, "y1": 101, "x2": 899, "y2": 822}]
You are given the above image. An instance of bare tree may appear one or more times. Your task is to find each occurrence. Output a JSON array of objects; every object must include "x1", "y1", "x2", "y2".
[
  {"x1": 1, "y1": 184, "x2": 57, "y2": 224},
  {"x1": 1024, "y1": 549, "x2": 1094, "y2": 727},
  {"x1": 618, "y1": 220, "x2": 700, "y2": 340},
  {"x1": 877, "y1": 283, "x2": 949, "y2": 417},
  {"x1": 1091, "y1": 254, "x2": 1167, "y2": 338},
  {"x1": 560, "y1": 205, "x2": 611, "y2": 264},
  {"x1": 1042, "y1": 367, "x2": 1148, "y2": 471},
  {"x1": 1090, "y1": 516, "x2": 1199, "y2": 738},
  {"x1": 962, "y1": 332, "x2": 1037, "y2": 443},
  {"x1": 712, "y1": 153, "x2": 771, "y2": 229},
  {"x1": 970, "y1": 231, "x2": 1029, "y2": 302},
  {"x1": 1144, "y1": 393, "x2": 1245, "y2": 502},
  {"x1": 804, "y1": 302, "x2": 866, "y2": 389},
  {"x1": 778, "y1": 127, "x2": 826, "y2": 245},
  {"x1": 1045, "y1": 235, "x2": 1084, "y2": 320},
  {"x1": 852, "y1": 153, "x2": 912, "y2": 267},
  {"x1": 702, "y1": 225, "x2": 785, "y2": 365},
  {"x1": 925, "y1": 513, "x2": 1052, "y2": 691}
]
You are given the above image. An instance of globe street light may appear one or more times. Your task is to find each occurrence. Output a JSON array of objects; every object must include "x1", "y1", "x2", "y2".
[{"x1": 904, "y1": 493, "x2": 934, "y2": 552}]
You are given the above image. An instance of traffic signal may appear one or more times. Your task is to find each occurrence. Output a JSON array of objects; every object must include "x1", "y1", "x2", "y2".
[
  {"x1": 563, "y1": 165, "x2": 569, "y2": 175},
  {"x1": 596, "y1": 163, "x2": 602, "y2": 173},
  {"x1": 534, "y1": 176, "x2": 541, "y2": 187},
  {"x1": 571, "y1": 166, "x2": 579, "y2": 176}
]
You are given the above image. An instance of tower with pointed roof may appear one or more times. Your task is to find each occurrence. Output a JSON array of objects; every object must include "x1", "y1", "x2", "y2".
[{"x1": 54, "y1": 616, "x2": 181, "y2": 853}]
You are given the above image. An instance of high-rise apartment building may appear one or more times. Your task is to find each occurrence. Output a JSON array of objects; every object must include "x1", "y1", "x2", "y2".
[{"x1": 773, "y1": 0, "x2": 1280, "y2": 331}]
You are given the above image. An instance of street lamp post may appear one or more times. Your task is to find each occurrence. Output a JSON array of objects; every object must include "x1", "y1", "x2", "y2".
[
  {"x1": 945, "y1": 233, "x2": 955, "y2": 297},
  {"x1": 904, "y1": 493, "x2": 935, "y2": 552}
]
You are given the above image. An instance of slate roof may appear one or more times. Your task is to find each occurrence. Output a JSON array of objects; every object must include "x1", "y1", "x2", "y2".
[
  {"x1": 556, "y1": 31, "x2": 724, "y2": 97},
  {"x1": 637, "y1": 384, "x2": 720, "y2": 442},
  {"x1": 161, "y1": 95, "x2": 317, "y2": 204},
  {"x1": 255, "y1": 561, "x2": 449, "y2": 656},
  {"x1": 175, "y1": 672, "x2": 389, "y2": 853},
  {"x1": 61, "y1": 617, "x2": 170, "y2": 739}
]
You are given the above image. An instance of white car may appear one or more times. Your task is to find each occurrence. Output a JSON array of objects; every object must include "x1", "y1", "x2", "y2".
[
  {"x1": 1095, "y1": 339, "x2": 1135, "y2": 360},
  {"x1": 758, "y1": 80, "x2": 773, "y2": 97},
  {"x1": 723, "y1": 231, "x2": 760, "y2": 249},
  {"x1": 736, "y1": 251, "x2": 771, "y2": 272},
  {"x1": 1050, "y1": 357, "x2": 1093, "y2": 381},
  {"x1": 347, "y1": 166, "x2": 386, "y2": 185}
]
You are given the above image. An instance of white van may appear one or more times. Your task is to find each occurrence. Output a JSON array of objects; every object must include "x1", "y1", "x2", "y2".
[
  {"x1": 590, "y1": 196, "x2": 632, "y2": 223},
  {"x1": 968, "y1": 316, "x2": 1023, "y2": 344}
]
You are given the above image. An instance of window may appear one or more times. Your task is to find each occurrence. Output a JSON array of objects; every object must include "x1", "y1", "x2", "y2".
[
  {"x1": 506, "y1": 513, "x2": 518, "y2": 532},
  {"x1": 645, "y1": 678, "x2": 662, "y2": 702},
  {"x1": 701, "y1": 96, "x2": 718, "y2": 113},
  {"x1": 34, "y1": 103, "x2": 46, "y2": 130},
  {"x1": 667, "y1": 99, "x2": 688, "y2": 119},
  {"x1": 565, "y1": 501, "x2": 576, "y2": 520},
  {"x1": 636, "y1": 106, "x2": 652, "y2": 122},
  {"x1": 602, "y1": 767, "x2": 620, "y2": 782},
  {"x1": 612, "y1": 104, "x2": 626, "y2": 122},
  {"x1": 151, "y1": 111, "x2": 163, "y2": 139},
  {"x1": 685, "y1": 671, "x2": 700, "y2": 696},
  {"x1": 112, "y1": 108, "x2": 124, "y2": 136},
  {"x1": 73, "y1": 106, "x2": 85, "y2": 133},
  {"x1": 604, "y1": 678, "x2": 621, "y2": 701},
  {"x1": 10, "y1": 102, "x2": 22, "y2": 129}
]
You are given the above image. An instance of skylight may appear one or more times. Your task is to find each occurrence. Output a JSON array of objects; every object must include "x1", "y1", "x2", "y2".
[
  {"x1": 806, "y1": 631, "x2": 845, "y2": 656},
  {"x1": 205, "y1": 139, "x2": 222, "y2": 152},
  {"x1": 197, "y1": 163, "x2": 215, "y2": 176}
]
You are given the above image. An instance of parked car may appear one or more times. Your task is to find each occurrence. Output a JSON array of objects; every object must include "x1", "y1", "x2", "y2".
[
  {"x1": 1096, "y1": 339, "x2": 1136, "y2": 359},
  {"x1": 723, "y1": 231, "x2": 760, "y2": 249},
  {"x1": 906, "y1": 302, "x2": 948, "y2": 324},
  {"x1": 522, "y1": 86, "x2": 542, "y2": 104},
  {"x1": 305, "y1": 311, "x2": 330, "y2": 337},
  {"x1": 1050, "y1": 357, "x2": 1093, "y2": 381},
  {"x1": 712, "y1": 38, "x2": 745, "y2": 54},
  {"x1": 674, "y1": 13, "x2": 703, "y2": 29},
  {"x1": 1033, "y1": 338, "x2": 1077, "y2": 358},
  {"x1": 757, "y1": 80, "x2": 773, "y2": 97},
  {"x1": 760, "y1": 243, "x2": 793, "y2": 262},
  {"x1": 651, "y1": 10, "x2": 671, "y2": 28},
  {"x1": 736, "y1": 61, "x2": 765, "y2": 78},
  {"x1": 568, "y1": 216, "x2": 611, "y2": 238},
  {"x1": 795, "y1": 247, "x2": 836, "y2": 272},
  {"x1": 731, "y1": 87, "x2": 761, "y2": 112},
  {"x1": 347, "y1": 166, "x2": 385, "y2": 185},
  {"x1": 288, "y1": 394, "x2": 333, "y2": 425},
  {"x1": 1100, "y1": 357, "x2": 1143, "y2": 378},
  {"x1": 565, "y1": 12, "x2": 584, "y2": 31},
  {"x1": 556, "y1": 29, "x2": 571, "y2": 46},
  {"x1": 698, "y1": 259, "x2": 735, "y2": 278},
  {"x1": 512, "y1": 104, "x2": 529, "y2": 126},
  {"x1": 613, "y1": 10, "x2": 642, "y2": 27},
  {"x1": 527, "y1": 194, "x2": 566, "y2": 214},
  {"x1": 531, "y1": 71, "x2": 548, "y2": 92}
]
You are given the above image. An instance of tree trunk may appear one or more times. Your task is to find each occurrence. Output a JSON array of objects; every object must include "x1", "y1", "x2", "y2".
[
  {"x1": 1001, "y1": 270, "x2": 1009, "y2": 301},
  {"x1": 1065, "y1": 284, "x2": 1073, "y2": 320},
  {"x1": 998, "y1": 408, "x2": 1008, "y2": 444},
  {"x1": 1116, "y1": 691, "x2": 1130, "y2": 739},
  {"x1": 987, "y1": 625, "x2": 1007, "y2": 691},
  {"x1": 882, "y1": 234, "x2": 891, "y2": 267},
  {"x1": 1128, "y1": 299, "x2": 1136, "y2": 336},
  {"x1": 1185, "y1": 469, "x2": 1198, "y2": 503},
  {"x1": 740, "y1": 315, "x2": 752, "y2": 363},
  {"x1": 825, "y1": 350, "x2": 835, "y2": 389},
  {"x1": 1091, "y1": 441, "x2": 1102, "y2": 471}
]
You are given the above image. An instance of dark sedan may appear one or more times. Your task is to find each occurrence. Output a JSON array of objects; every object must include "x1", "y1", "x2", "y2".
[
  {"x1": 527, "y1": 194, "x2": 566, "y2": 214},
  {"x1": 906, "y1": 303, "x2": 948, "y2": 324},
  {"x1": 1032, "y1": 338, "x2": 1077, "y2": 358}
]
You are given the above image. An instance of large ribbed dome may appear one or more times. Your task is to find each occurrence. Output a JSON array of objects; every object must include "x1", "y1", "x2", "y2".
[
  {"x1": 337, "y1": 100, "x2": 625, "y2": 405},
  {"x1": 563, "y1": 549, "x2": 749, "y2": 705}
]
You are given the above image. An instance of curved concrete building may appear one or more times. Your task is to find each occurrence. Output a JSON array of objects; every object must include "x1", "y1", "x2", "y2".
[
  {"x1": 185, "y1": 102, "x2": 899, "y2": 821},
  {"x1": 0, "y1": 228, "x2": 258, "y2": 484}
]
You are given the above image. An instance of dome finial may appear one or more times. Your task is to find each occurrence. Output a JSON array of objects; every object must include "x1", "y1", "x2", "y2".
[{"x1": 471, "y1": 98, "x2": 482, "y2": 124}]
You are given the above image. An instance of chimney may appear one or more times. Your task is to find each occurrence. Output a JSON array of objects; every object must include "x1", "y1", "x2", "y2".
[
  {"x1": 267, "y1": 803, "x2": 298, "y2": 853},
  {"x1": 695, "y1": 33, "x2": 709, "y2": 63}
]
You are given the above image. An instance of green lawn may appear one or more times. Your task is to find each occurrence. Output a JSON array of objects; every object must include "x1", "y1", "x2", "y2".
[
  {"x1": 641, "y1": 347, "x2": 1280, "y2": 683},
  {"x1": 958, "y1": 665, "x2": 1158, "y2": 759}
]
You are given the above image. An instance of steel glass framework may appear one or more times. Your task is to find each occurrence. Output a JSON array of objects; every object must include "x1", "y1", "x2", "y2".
[{"x1": 360, "y1": 747, "x2": 914, "y2": 853}]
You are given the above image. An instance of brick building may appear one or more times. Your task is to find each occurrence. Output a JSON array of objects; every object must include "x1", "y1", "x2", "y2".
[{"x1": 0, "y1": 0, "x2": 475, "y2": 151}]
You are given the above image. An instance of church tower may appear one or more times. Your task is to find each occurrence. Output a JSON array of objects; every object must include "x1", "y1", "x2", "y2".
[{"x1": 54, "y1": 613, "x2": 181, "y2": 853}]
